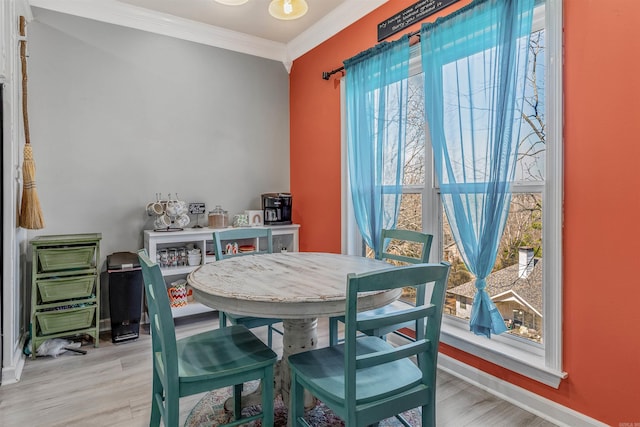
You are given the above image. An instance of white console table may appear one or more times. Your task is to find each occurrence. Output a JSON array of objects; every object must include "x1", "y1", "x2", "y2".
[{"x1": 143, "y1": 224, "x2": 299, "y2": 318}]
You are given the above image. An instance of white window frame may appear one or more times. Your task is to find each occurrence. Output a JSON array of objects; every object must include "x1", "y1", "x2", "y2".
[{"x1": 341, "y1": 0, "x2": 566, "y2": 388}]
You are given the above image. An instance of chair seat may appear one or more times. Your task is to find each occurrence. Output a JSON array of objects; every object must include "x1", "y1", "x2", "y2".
[
  {"x1": 288, "y1": 336, "x2": 423, "y2": 405},
  {"x1": 172, "y1": 325, "x2": 277, "y2": 384}
]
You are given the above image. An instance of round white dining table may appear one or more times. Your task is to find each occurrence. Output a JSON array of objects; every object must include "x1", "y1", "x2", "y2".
[{"x1": 187, "y1": 251, "x2": 398, "y2": 406}]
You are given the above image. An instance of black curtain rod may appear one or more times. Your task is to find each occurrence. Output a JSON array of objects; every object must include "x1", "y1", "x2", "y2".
[
  {"x1": 322, "y1": 66, "x2": 344, "y2": 80},
  {"x1": 322, "y1": 30, "x2": 421, "y2": 80}
]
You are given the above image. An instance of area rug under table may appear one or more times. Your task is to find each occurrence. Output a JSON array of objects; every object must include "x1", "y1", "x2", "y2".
[{"x1": 185, "y1": 382, "x2": 421, "y2": 427}]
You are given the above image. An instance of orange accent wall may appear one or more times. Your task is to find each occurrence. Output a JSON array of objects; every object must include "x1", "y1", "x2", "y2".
[{"x1": 290, "y1": 0, "x2": 640, "y2": 425}]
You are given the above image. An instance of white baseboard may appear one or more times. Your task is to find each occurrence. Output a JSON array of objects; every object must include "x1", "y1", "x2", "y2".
[
  {"x1": 438, "y1": 353, "x2": 607, "y2": 427},
  {"x1": 1, "y1": 335, "x2": 26, "y2": 385}
]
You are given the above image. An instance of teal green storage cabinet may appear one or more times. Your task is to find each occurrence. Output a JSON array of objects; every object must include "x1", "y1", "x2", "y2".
[{"x1": 30, "y1": 233, "x2": 101, "y2": 357}]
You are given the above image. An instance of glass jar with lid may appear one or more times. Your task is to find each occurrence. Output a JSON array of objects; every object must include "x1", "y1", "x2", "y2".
[{"x1": 208, "y1": 205, "x2": 229, "y2": 228}]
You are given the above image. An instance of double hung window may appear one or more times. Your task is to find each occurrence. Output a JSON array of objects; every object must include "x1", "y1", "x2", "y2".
[{"x1": 342, "y1": 1, "x2": 565, "y2": 387}]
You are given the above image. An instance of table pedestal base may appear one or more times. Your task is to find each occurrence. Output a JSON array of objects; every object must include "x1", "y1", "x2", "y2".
[
  {"x1": 224, "y1": 318, "x2": 318, "y2": 417},
  {"x1": 281, "y1": 318, "x2": 318, "y2": 407}
]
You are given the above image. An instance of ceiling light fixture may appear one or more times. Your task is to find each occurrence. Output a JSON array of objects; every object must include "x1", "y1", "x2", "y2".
[
  {"x1": 268, "y1": 0, "x2": 308, "y2": 20},
  {"x1": 214, "y1": 0, "x2": 249, "y2": 5}
]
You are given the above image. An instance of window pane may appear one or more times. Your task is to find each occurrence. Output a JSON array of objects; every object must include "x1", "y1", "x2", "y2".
[
  {"x1": 516, "y1": 29, "x2": 545, "y2": 183},
  {"x1": 398, "y1": 193, "x2": 423, "y2": 233},
  {"x1": 404, "y1": 73, "x2": 425, "y2": 185},
  {"x1": 381, "y1": 81, "x2": 407, "y2": 186},
  {"x1": 444, "y1": 193, "x2": 543, "y2": 343},
  {"x1": 392, "y1": 193, "x2": 424, "y2": 304}
]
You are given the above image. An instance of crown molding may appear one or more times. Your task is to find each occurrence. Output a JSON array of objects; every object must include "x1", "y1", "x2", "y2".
[
  {"x1": 287, "y1": 1, "x2": 387, "y2": 61},
  {"x1": 28, "y1": 0, "x2": 287, "y2": 62},
  {"x1": 28, "y1": 0, "x2": 387, "y2": 71}
]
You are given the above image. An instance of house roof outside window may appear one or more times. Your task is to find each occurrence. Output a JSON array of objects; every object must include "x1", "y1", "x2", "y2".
[{"x1": 447, "y1": 258, "x2": 543, "y2": 317}]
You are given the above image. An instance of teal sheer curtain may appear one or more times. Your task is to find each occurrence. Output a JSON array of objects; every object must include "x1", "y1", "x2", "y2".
[
  {"x1": 420, "y1": 0, "x2": 534, "y2": 337},
  {"x1": 344, "y1": 35, "x2": 411, "y2": 254}
]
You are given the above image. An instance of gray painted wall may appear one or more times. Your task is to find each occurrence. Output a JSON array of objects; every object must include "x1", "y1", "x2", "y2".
[{"x1": 26, "y1": 8, "x2": 290, "y2": 264}]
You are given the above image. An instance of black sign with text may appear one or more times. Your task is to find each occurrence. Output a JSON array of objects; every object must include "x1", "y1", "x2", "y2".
[
  {"x1": 377, "y1": 0, "x2": 460, "y2": 41},
  {"x1": 188, "y1": 203, "x2": 206, "y2": 215}
]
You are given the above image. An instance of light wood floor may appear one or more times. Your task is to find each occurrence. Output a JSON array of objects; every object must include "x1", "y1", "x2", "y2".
[{"x1": 0, "y1": 313, "x2": 557, "y2": 427}]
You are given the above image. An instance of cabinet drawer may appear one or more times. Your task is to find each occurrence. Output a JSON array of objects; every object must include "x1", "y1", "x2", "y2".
[
  {"x1": 37, "y1": 247, "x2": 95, "y2": 272},
  {"x1": 37, "y1": 276, "x2": 96, "y2": 303},
  {"x1": 36, "y1": 306, "x2": 96, "y2": 334}
]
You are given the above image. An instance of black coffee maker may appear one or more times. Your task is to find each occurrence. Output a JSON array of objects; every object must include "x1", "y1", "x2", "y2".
[{"x1": 262, "y1": 193, "x2": 292, "y2": 225}]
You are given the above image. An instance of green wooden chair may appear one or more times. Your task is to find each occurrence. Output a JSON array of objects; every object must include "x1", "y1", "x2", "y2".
[
  {"x1": 213, "y1": 228, "x2": 283, "y2": 348},
  {"x1": 289, "y1": 262, "x2": 450, "y2": 427},
  {"x1": 329, "y1": 228, "x2": 434, "y2": 346},
  {"x1": 137, "y1": 249, "x2": 277, "y2": 427}
]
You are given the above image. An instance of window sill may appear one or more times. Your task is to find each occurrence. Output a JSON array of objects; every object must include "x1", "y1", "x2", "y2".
[{"x1": 439, "y1": 315, "x2": 567, "y2": 388}]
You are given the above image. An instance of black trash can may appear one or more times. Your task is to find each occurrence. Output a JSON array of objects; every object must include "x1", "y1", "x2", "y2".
[{"x1": 107, "y1": 251, "x2": 143, "y2": 344}]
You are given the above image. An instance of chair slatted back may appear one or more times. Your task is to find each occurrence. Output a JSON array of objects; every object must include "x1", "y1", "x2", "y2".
[
  {"x1": 357, "y1": 304, "x2": 436, "y2": 335},
  {"x1": 213, "y1": 228, "x2": 273, "y2": 260},
  {"x1": 377, "y1": 228, "x2": 433, "y2": 265},
  {"x1": 344, "y1": 262, "x2": 450, "y2": 403},
  {"x1": 138, "y1": 250, "x2": 179, "y2": 389},
  {"x1": 377, "y1": 229, "x2": 434, "y2": 333}
]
